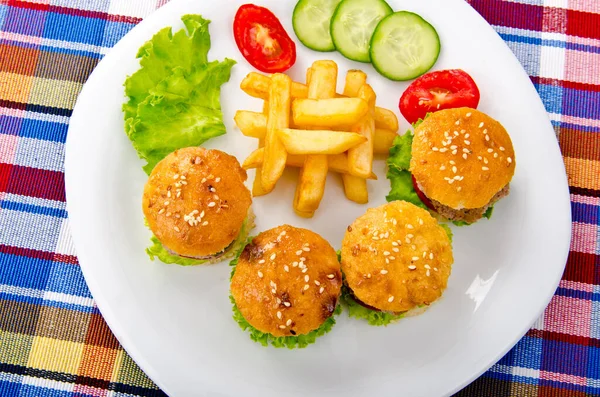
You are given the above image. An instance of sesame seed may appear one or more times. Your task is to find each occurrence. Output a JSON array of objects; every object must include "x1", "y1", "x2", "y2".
[
  {"x1": 407, "y1": 234, "x2": 414, "y2": 239},
  {"x1": 174, "y1": 226, "x2": 180, "y2": 232},
  {"x1": 440, "y1": 165, "x2": 446, "y2": 171},
  {"x1": 388, "y1": 296, "x2": 394, "y2": 302},
  {"x1": 448, "y1": 178, "x2": 455, "y2": 184},
  {"x1": 276, "y1": 298, "x2": 281, "y2": 304},
  {"x1": 392, "y1": 242, "x2": 399, "y2": 246},
  {"x1": 482, "y1": 166, "x2": 489, "y2": 171},
  {"x1": 392, "y1": 219, "x2": 397, "y2": 225},
  {"x1": 284, "y1": 265, "x2": 289, "y2": 272},
  {"x1": 372, "y1": 236, "x2": 380, "y2": 241},
  {"x1": 406, "y1": 224, "x2": 414, "y2": 229},
  {"x1": 452, "y1": 150, "x2": 458, "y2": 155},
  {"x1": 479, "y1": 122, "x2": 484, "y2": 128},
  {"x1": 188, "y1": 220, "x2": 194, "y2": 226},
  {"x1": 208, "y1": 202, "x2": 216, "y2": 208},
  {"x1": 424, "y1": 264, "x2": 431, "y2": 269},
  {"x1": 303, "y1": 284, "x2": 309, "y2": 291},
  {"x1": 167, "y1": 191, "x2": 171, "y2": 198},
  {"x1": 385, "y1": 258, "x2": 390, "y2": 264},
  {"x1": 464, "y1": 140, "x2": 471, "y2": 145},
  {"x1": 408, "y1": 265, "x2": 417, "y2": 270},
  {"x1": 304, "y1": 275, "x2": 309, "y2": 282},
  {"x1": 284, "y1": 301, "x2": 291, "y2": 307},
  {"x1": 258, "y1": 259, "x2": 265, "y2": 264},
  {"x1": 381, "y1": 269, "x2": 388, "y2": 275},
  {"x1": 455, "y1": 120, "x2": 460, "y2": 125},
  {"x1": 434, "y1": 267, "x2": 438, "y2": 271},
  {"x1": 487, "y1": 148, "x2": 494, "y2": 153},
  {"x1": 430, "y1": 253, "x2": 434, "y2": 259},
  {"x1": 286, "y1": 319, "x2": 292, "y2": 326},
  {"x1": 277, "y1": 311, "x2": 282, "y2": 319},
  {"x1": 383, "y1": 251, "x2": 390, "y2": 256},
  {"x1": 258, "y1": 271, "x2": 263, "y2": 278},
  {"x1": 271, "y1": 289, "x2": 276, "y2": 294},
  {"x1": 452, "y1": 166, "x2": 458, "y2": 173},
  {"x1": 164, "y1": 201, "x2": 170, "y2": 206},
  {"x1": 500, "y1": 146, "x2": 505, "y2": 151},
  {"x1": 215, "y1": 177, "x2": 221, "y2": 182},
  {"x1": 432, "y1": 147, "x2": 439, "y2": 151},
  {"x1": 484, "y1": 158, "x2": 489, "y2": 164},
  {"x1": 279, "y1": 325, "x2": 286, "y2": 329},
  {"x1": 202, "y1": 221, "x2": 208, "y2": 226},
  {"x1": 450, "y1": 145, "x2": 458, "y2": 150},
  {"x1": 180, "y1": 181, "x2": 187, "y2": 185},
  {"x1": 158, "y1": 209, "x2": 165, "y2": 214},
  {"x1": 462, "y1": 154, "x2": 468, "y2": 160},
  {"x1": 315, "y1": 280, "x2": 320, "y2": 286},
  {"x1": 419, "y1": 218, "x2": 424, "y2": 225},
  {"x1": 412, "y1": 256, "x2": 420, "y2": 261},
  {"x1": 270, "y1": 253, "x2": 276, "y2": 261},
  {"x1": 299, "y1": 262, "x2": 306, "y2": 269},
  {"x1": 392, "y1": 247, "x2": 399, "y2": 253},
  {"x1": 292, "y1": 261, "x2": 298, "y2": 267},
  {"x1": 201, "y1": 178, "x2": 207, "y2": 183},
  {"x1": 300, "y1": 257, "x2": 306, "y2": 262},
  {"x1": 327, "y1": 274, "x2": 335, "y2": 279},
  {"x1": 465, "y1": 133, "x2": 470, "y2": 138},
  {"x1": 457, "y1": 187, "x2": 462, "y2": 191},
  {"x1": 450, "y1": 160, "x2": 456, "y2": 165},
  {"x1": 301, "y1": 267, "x2": 307, "y2": 274},
  {"x1": 176, "y1": 191, "x2": 181, "y2": 198},
  {"x1": 426, "y1": 270, "x2": 431, "y2": 277},
  {"x1": 208, "y1": 175, "x2": 214, "y2": 180},
  {"x1": 485, "y1": 135, "x2": 490, "y2": 142},
  {"x1": 296, "y1": 250, "x2": 302, "y2": 255},
  {"x1": 303, "y1": 247, "x2": 310, "y2": 252},
  {"x1": 213, "y1": 195, "x2": 219, "y2": 200},
  {"x1": 411, "y1": 245, "x2": 417, "y2": 250},
  {"x1": 389, "y1": 256, "x2": 395, "y2": 260},
  {"x1": 463, "y1": 148, "x2": 470, "y2": 153},
  {"x1": 439, "y1": 148, "x2": 448, "y2": 153},
  {"x1": 319, "y1": 287, "x2": 325, "y2": 294},
  {"x1": 270, "y1": 281, "x2": 276, "y2": 288},
  {"x1": 405, "y1": 237, "x2": 411, "y2": 243},
  {"x1": 483, "y1": 128, "x2": 488, "y2": 134},
  {"x1": 423, "y1": 252, "x2": 427, "y2": 258},
  {"x1": 507, "y1": 157, "x2": 513, "y2": 163},
  {"x1": 454, "y1": 131, "x2": 459, "y2": 136},
  {"x1": 466, "y1": 112, "x2": 472, "y2": 117},
  {"x1": 494, "y1": 152, "x2": 499, "y2": 158}
]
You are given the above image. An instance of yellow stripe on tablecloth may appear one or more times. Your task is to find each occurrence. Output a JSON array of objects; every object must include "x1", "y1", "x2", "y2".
[
  {"x1": 563, "y1": 156, "x2": 600, "y2": 191},
  {"x1": 0, "y1": 330, "x2": 34, "y2": 367},
  {"x1": 0, "y1": 71, "x2": 34, "y2": 103},
  {"x1": 27, "y1": 336, "x2": 84, "y2": 375},
  {"x1": 28, "y1": 76, "x2": 83, "y2": 110}
]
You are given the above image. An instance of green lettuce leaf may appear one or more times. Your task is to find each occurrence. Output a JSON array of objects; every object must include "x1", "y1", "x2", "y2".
[
  {"x1": 385, "y1": 132, "x2": 428, "y2": 210},
  {"x1": 123, "y1": 14, "x2": 236, "y2": 174},
  {"x1": 341, "y1": 285, "x2": 405, "y2": 326},
  {"x1": 229, "y1": 240, "x2": 341, "y2": 348},
  {"x1": 440, "y1": 224, "x2": 453, "y2": 242},
  {"x1": 483, "y1": 205, "x2": 494, "y2": 219}
]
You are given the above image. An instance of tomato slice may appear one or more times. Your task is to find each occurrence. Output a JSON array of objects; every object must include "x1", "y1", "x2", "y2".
[
  {"x1": 399, "y1": 69, "x2": 480, "y2": 125},
  {"x1": 233, "y1": 4, "x2": 296, "y2": 73},
  {"x1": 411, "y1": 175, "x2": 436, "y2": 211}
]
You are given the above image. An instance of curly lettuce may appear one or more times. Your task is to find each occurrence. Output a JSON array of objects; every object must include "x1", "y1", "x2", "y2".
[
  {"x1": 229, "y1": 239, "x2": 341, "y2": 348},
  {"x1": 123, "y1": 14, "x2": 236, "y2": 174},
  {"x1": 341, "y1": 285, "x2": 405, "y2": 326}
]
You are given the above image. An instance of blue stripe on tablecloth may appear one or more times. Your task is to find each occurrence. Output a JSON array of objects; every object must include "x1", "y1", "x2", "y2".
[
  {"x1": 499, "y1": 33, "x2": 600, "y2": 55},
  {"x1": 19, "y1": 118, "x2": 69, "y2": 143},
  {"x1": 43, "y1": 12, "x2": 107, "y2": 45},
  {"x1": 571, "y1": 202, "x2": 599, "y2": 225},
  {"x1": 0, "y1": 200, "x2": 68, "y2": 219},
  {"x1": 0, "y1": 210, "x2": 63, "y2": 252}
]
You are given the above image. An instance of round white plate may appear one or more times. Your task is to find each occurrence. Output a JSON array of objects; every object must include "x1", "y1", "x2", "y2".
[{"x1": 65, "y1": 0, "x2": 571, "y2": 396}]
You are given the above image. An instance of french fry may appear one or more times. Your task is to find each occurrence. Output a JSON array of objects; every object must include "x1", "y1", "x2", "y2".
[
  {"x1": 343, "y1": 70, "x2": 367, "y2": 97},
  {"x1": 252, "y1": 139, "x2": 267, "y2": 197},
  {"x1": 347, "y1": 84, "x2": 376, "y2": 178},
  {"x1": 234, "y1": 111, "x2": 267, "y2": 138},
  {"x1": 262, "y1": 101, "x2": 269, "y2": 114},
  {"x1": 342, "y1": 174, "x2": 369, "y2": 204},
  {"x1": 277, "y1": 128, "x2": 366, "y2": 155},
  {"x1": 236, "y1": 112, "x2": 395, "y2": 154},
  {"x1": 242, "y1": 148, "x2": 377, "y2": 179},
  {"x1": 241, "y1": 72, "x2": 308, "y2": 101},
  {"x1": 261, "y1": 73, "x2": 291, "y2": 193},
  {"x1": 374, "y1": 128, "x2": 398, "y2": 154},
  {"x1": 240, "y1": 72, "x2": 398, "y2": 131},
  {"x1": 293, "y1": 98, "x2": 368, "y2": 128}
]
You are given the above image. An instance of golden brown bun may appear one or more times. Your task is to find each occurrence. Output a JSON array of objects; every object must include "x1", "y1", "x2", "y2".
[
  {"x1": 410, "y1": 108, "x2": 515, "y2": 209},
  {"x1": 231, "y1": 225, "x2": 342, "y2": 337},
  {"x1": 142, "y1": 147, "x2": 252, "y2": 257},
  {"x1": 341, "y1": 201, "x2": 453, "y2": 312}
]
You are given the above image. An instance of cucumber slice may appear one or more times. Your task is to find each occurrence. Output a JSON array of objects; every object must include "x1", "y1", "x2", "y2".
[
  {"x1": 293, "y1": 0, "x2": 343, "y2": 52},
  {"x1": 370, "y1": 11, "x2": 440, "y2": 81},
  {"x1": 330, "y1": 0, "x2": 393, "y2": 63}
]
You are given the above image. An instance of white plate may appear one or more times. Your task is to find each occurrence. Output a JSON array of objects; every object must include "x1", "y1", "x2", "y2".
[{"x1": 65, "y1": 0, "x2": 571, "y2": 396}]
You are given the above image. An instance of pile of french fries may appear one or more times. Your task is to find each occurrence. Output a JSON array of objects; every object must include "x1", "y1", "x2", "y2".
[{"x1": 234, "y1": 60, "x2": 399, "y2": 218}]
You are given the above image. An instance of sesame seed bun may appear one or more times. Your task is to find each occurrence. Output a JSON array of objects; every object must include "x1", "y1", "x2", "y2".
[
  {"x1": 230, "y1": 225, "x2": 342, "y2": 337},
  {"x1": 410, "y1": 108, "x2": 515, "y2": 209},
  {"x1": 341, "y1": 201, "x2": 453, "y2": 313},
  {"x1": 142, "y1": 147, "x2": 252, "y2": 258}
]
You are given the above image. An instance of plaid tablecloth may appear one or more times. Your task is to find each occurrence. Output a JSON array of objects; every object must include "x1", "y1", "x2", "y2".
[{"x1": 0, "y1": 0, "x2": 598, "y2": 396}]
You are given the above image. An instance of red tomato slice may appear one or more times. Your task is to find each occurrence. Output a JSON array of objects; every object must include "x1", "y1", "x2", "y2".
[
  {"x1": 233, "y1": 4, "x2": 296, "y2": 73},
  {"x1": 399, "y1": 69, "x2": 480, "y2": 125},
  {"x1": 411, "y1": 175, "x2": 436, "y2": 211}
]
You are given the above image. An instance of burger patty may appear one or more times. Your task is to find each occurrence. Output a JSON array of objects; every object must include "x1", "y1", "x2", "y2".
[{"x1": 430, "y1": 184, "x2": 510, "y2": 224}]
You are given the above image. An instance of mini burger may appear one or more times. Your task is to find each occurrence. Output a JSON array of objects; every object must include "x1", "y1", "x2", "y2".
[
  {"x1": 143, "y1": 147, "x2": 254, "y2": 265},
  {"x1": 341, "y1": 201, "x2": 453, "y2": 325},
  {"x1": 409, "y1": 107, "x2": 515, "y2": 224},
  {"x1": 230, "y1": 225, "x2": 342, "y2": 348}
]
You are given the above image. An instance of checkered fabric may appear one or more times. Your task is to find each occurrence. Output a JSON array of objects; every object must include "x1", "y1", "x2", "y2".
[{"x1": 0, "y1": 1, "x2": 598, "y2": 396}]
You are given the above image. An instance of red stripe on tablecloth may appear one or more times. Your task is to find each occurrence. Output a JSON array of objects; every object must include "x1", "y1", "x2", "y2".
[
  {"x1": 561, "y1": 251, "x2": 597, "y2": 285},
  {"x1": 566, "y1": 9, "x2": 600, "y2": 40},
  {"x1": 531, "y1": 76, "x2": 600, "y2": 93},
  {"x1": 0, "y1": 244, "x2": 78, "y2": 264},
  {"x1": 527, "y1": 329, "x2": 600, "y2": 348},
  {"x1": 2, "y1": 0, "x2": 142, "y2": 24},
  {"x1": 0, "y1": 99, "x2": 27, "y2": 111},
  {"x1": 0, "y1": 163, "x2": 65, "y2": 202},
  {"x1": 468, "y1": 0, "x2": 543, "y2": 31}
]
